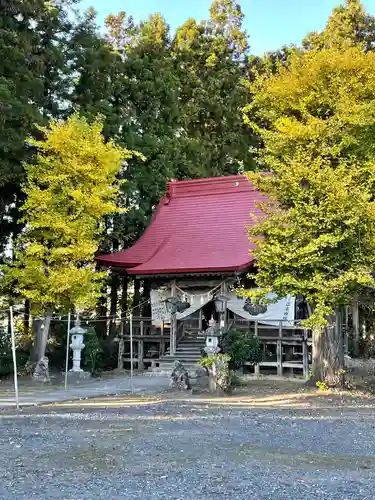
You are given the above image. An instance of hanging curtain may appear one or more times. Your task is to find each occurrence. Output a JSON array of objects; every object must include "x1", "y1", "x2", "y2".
[
  {"x1": 226, "y1": 291, "x2": 295, "y2": 326},
  {"x1": 150, "y1": 288, "x2": 214, "y2": 326}
]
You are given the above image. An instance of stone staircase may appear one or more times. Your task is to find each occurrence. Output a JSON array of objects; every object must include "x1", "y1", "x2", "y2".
[{"x1": 152, "y1": 330, "x2": 206, "y2": 375}]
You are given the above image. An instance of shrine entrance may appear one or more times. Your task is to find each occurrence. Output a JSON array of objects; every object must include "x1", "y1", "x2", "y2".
[{"x1": 201, "y1": 300, "x2": 220, "y2": 330}]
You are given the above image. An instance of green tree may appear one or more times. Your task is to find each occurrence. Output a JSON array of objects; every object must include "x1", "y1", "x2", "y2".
[
  {"x1": 243, "y1": 47, "x2": 375, "y2": 386},
  {"x1": 303, "y1": 0, "x2": 375, "y2": 51},
  {"x1": 5, "y1": 115, "x2": 133, "y2": 364},
  {"x1": 70, "y1": 2, "x2": 257, "y2": 324},
  {"x1": 107, "y1": 12, "x2": 181, "y2": 318},
  {"x1": 173, "y1": 0, "x2": 255, "y2": 177},
  {"x1": 0, "y1": 0, "x2": 78, "y2": 261},
  {"x1": 105, "y1": 12, "x2": 181, "y2": 222},
  {"x1": 67, "y1": 8, "x2": 134, "y2": 327}
]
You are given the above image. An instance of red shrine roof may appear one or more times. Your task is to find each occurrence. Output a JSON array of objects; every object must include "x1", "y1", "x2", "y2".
[{"x1": 96, "y1": 175, "x2": 266, "y2": 276}]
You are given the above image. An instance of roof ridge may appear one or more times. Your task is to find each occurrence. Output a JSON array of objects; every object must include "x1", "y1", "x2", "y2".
[{"x1": 166, "y1": 175, "x2": 255, "y2": 199}]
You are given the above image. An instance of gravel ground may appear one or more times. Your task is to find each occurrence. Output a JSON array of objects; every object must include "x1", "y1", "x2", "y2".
[{"x1": 1, "y1": 399, "x2": 375, "y2": 500}]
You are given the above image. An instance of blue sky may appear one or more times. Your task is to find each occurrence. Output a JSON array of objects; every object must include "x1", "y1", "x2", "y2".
[{"x1": 80, "y1": 0, "x2": 375, "y2": 55}]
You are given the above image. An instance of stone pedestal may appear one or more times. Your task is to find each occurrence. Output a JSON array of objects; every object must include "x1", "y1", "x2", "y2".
[
  {"x1": 208, "y1": 359, "x2": 231, "y2": 394},
  {"x1": 65, "y1": 371, "x2": 91, "y2": 384}
]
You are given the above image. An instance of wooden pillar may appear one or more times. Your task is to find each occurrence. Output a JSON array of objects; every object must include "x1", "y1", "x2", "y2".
[
  {"x1": 254, "y1": 321, "x2": 260, "y2": 376},
  {"x1": 302, "y1": 329, "x2": 309, "y2": 380},
  {"x1": 199, "y1": 309, "x2": 203, "y2": 332},
  {"x1": 352, "y1": 301, "x2": 360, "y2": 357},
  {"x1": 121, "y1": 275, "x2": 129, "y2": 317},
  {"x1": 277, "y1": 320, "x2": 283, "y2": 377},
  {"x1": 220, "y1": 281, "x2": 228, "y2": 330},
  {"x1": 170, "y1": 280, "x2": 177, "y2": 356}
]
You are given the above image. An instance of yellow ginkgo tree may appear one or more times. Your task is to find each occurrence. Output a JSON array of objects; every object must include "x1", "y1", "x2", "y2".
[
  {"x1": 244, "y1": 47, "x2": 375, "y2": 387},
  {"x1": 6, "y1": 114, "x2": 134, "y2": 365}
]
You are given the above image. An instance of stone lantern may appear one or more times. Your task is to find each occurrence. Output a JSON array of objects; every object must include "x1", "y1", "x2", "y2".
[
  {"x1": 69, "y1": 317, "x2": 85, "y2": 372},
  {"x1": 203, "y1": 317, "x2": 221, "y2": 356}
]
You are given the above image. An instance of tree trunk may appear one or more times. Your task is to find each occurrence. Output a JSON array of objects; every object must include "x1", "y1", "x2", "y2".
[
  {"x1": 133, "y1": 278, "x2": 141, "y2": 316},
  {"x1": 23, "y1": 299, "x2": 30, "y2": 335},
  {"x1": 96, "y1": 281, "x2": 108, "y2": 339},
  {"x1": 312, "y1": 317, "x2": 345, "y2": 387},
  {"x1": 30, "y1": 310, "x2": 53, "y2": 363},
  {"x1": 121, "y1": 274, "x2": 129, "y2": 316},
  {"x1": 141, "y1": 279, "x2": 151, "y2": 317},
  {"x1": 109, "y1": 270, "x2": 119, "y2": 337},
  {"x1": 352, "y1": 300, "x2": 360, "y2": 357}
]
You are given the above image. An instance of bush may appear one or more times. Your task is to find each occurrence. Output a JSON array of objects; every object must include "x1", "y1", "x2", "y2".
[
  {"x1": 220, "y1": 328, "x2": 262, "y2": 369},
  {"x1": 83, "y1": 326, "x2": 103, "y2": 376},
  {"x1": 0, "y1": 328, "x2": 29, "y2": 378},
  {"x1": 199, "y1": 353, "x2": 231, "y2": 369},
  {"x1": 46, "y1": 321, "x2": 68, "y2": 370},
  {"x1": 100, "y1": 336, "x2": 118, "y2": 371}
]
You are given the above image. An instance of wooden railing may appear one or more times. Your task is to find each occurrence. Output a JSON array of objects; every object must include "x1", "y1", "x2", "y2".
[
  {"x1": 236, "y1": 320, "x2": 311, "y2": 378},
  {"x1": 118, "y1": 316, "x2": 312, "y2": 377}
]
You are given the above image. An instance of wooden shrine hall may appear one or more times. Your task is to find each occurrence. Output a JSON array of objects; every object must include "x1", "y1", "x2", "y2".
[{"x1": 97, "y1": 175, "x2": 310, "y2": 377}]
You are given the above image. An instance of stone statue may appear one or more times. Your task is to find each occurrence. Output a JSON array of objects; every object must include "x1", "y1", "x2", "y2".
[
  {"x1": 33, "y1": 356, "x2": 51, "y2": 383},
  {"x1": 169, "y1": 360, "x2": 190, "y2": 391}
]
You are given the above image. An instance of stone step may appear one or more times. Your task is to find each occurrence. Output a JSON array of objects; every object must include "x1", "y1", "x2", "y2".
[
  {"x1": 166, "y1": 345, "x2": 203, "y2": 352},
  {"x1": 180, "y1": 339, "x2": 205, "y2": 344},
  {"x1": 178, "y1": 341, "x2": 205, "y2": 346},
  {"x1": 166, "y1": 345, "x2": 203, "y2": 351},
  {"x1": 165, "y1": 348, "x2": 202, "y2": 354},
  {"x1": 154, "y1": 358, "x2": 200, "y2": 364},
  {"x1": 164, "y1": 356, "x2": 201, "y2": 361},
  {"x1": 177, "y1": 345, "x2": 204, "y2": 350},
  {"x1": 159, "y1": 360, "x2": 201, "y2": 366},
  {"x1": 175, "y1": 350, "x2": 203, "y2": 355},
  {"x1": 152, "y1": 362, "x2": 202, "y2": 377},
  {"x1": 176, "y1": 345, "x2": 203, "y2": 350}
]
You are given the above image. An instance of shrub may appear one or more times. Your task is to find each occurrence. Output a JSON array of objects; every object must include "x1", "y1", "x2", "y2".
[
  {"x1": 83, "y1": 326, "x2": 103, "y2": 376},
  {"x1": 0, "y1": 328, "x2": 29, "y2": 377},
  {"x1": 199, "y1": 353, "x2": 231, "y2": 369},
  {"x1": 220, "y1": 328, "x2": 262, "y2": 369}
]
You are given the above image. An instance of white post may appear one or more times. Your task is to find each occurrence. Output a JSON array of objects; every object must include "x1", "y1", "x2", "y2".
[
  {"x1": 9, "y1": 306, "x2": 19, "y2": 410},
  {"x1": 64, "y1": 312, "x2": 71, "y2": 389},
  {"x1": 130, "y1": 313, "x2": 134, "y2": 393}
]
